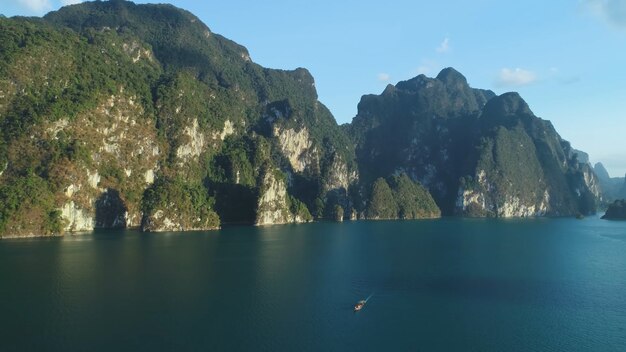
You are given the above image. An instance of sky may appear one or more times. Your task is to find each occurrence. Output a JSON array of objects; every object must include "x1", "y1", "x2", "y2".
[{"x1": 2, "y1": 0, "x2": 626, "y2": 177}]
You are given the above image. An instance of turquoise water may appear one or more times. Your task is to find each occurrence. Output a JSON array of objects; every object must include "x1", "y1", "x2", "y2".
[{"x1": 1, "y1": 217, "x2": 625, "y2": 351}]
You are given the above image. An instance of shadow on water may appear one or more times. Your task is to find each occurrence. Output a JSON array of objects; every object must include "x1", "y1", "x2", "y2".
[{"x1": 95, "y1": 189, "x2": 127, "y2": 229}]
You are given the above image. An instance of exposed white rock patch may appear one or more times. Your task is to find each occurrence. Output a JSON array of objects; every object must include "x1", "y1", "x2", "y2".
[
  {"x1": 102, "y1": 141, "x2": 120, "y2": 155},
  {"x1": 122, "y1": 41, "x2": 154, "y2": 63},
  {"x1": 255, "y1": 170, "x2": 290, "y2": 226},
  {"x1": 456, "y1": 169, "x2": 550, "y2": 217},
  {"x1": 456, "y1": 188, "x2": 487, "y2": 212},
  {"x1": 211, "y1": 119, "x2": 235, "y2": 141},
  {"x1": 0, "y1": 162, "x2": 6, "y2": 177},
  {"x1": 294, "y1": 214, "x2": 309, "y2": 223},
  {"x1": 582, "y1": 165, "x2": 602, "y2": 201},
  {"x1": 255, "y1": 169, "x2": 309, "y2": 226},
  {"x1": 477, "y1": 170, "x2": 487, "y2": 185},
  {"x1": 144, "y1": 169, "x2": 155, "y2": 184},
  {"x1": 162, "y1": 217, "x2": 179, "y2": 231},
  {"x1": 142, "y1": 206, "x2": 218, "y2": 232},
  {"x1": 273, "y1": 126, "x2": 317, "y2": 173},
  {"x1": 87, "y1": 170, "x2": 101, "y2": 189},
  {"x1": 153, "y1": 210, "x2": 165, "y2": 220},
  {"x1": 176, "y1": 118, "x2": 205, "y2": 162},
  {"x1": 324, "y1": 157, "x2": 357, "y2": 192},
  {"x1": 220, "y1": 120, "x2": 235, "y2": 140},
  {"x1": 46, "y1": 118, "x2": 69, "y2": 139},
  {"x1": 64, "y1": 184, "x2": 80, "y2": 198},
  {"x1": 125, "y1": 169, "x2": 132, "y2": 177},
  {"x1": 125, "y1": 211, "x2": 140, "y2": 229},
  {"x1": 497, "y1": 193, "x2": 549, "y2": 217},
  {"x1": 60, "y1": 201, "x2": 94, "y2": 232}
]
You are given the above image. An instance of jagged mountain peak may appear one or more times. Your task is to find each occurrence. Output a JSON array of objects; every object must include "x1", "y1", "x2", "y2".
[
  {"x1": 45, "y1": 0, "x2": 210, "y2": 34},
  {"x1": 394, "y1": 74, "x2": 433, "y2": 93},
  {"x1": 44, "y1": 1, "x2": 253, "y2": 74},
  {"x1": 594, "y1": 162, "x2": 611, "y2": 181},
  {"x1": 483, "y1": 92, "x2": 532, "y2": 118},
  {"x1": 436, "y1": 67, "x2": 468, "y2": 86},
  {"x1": 393, "y1": 67, "x2": 469, "y2": 93}
]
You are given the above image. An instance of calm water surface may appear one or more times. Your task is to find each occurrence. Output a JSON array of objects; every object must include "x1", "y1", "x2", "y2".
[{"x1": 1, "y1": 217, "x2": 625, "y2": 351}]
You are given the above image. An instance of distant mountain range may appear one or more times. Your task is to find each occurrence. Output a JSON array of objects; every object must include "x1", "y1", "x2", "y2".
[{"x1": 0, "y1": 1, "x2": 607, "y2": 237}]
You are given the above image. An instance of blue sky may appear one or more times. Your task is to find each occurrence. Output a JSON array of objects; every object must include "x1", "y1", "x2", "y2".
[{"x1": 2, "y1": 0, "x2": 626, "y2": 176}]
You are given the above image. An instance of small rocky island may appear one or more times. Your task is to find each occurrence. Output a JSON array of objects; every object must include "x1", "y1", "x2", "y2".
[{"x1": 601, "y1": 200, "x2": 626, "y2": 220}]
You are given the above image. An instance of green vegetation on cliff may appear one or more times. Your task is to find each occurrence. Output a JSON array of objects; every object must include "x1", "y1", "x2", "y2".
[
  {"x1": 366, "y1": 178, "x2": 398, "y2": 219},
  {"x1": 389, "y1": 173, "x2": 441, "y2": 219},
  {"x1": 0, "y1": 1, "x2": 603, "y2": 237},
  {"x1": 365, "y1": 174, "x2": 440, "y2": 220},
  {"x1": 350, "y1": 69, "x2": 600, "y2": 218},
  {"x1": 0, "y1": 173, "x2": 63, "y2": 236},
  {"x1": 0, "y1": 1, "x2": 355, "y2": 236},
  {"x1": 142, "y1": 177, "x2": 220, "y2": 231}
]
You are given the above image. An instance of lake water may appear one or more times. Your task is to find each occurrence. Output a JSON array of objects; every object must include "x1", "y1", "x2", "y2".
[{"x1": 1, "y1": 217, "x2": 625, "y2": 351}]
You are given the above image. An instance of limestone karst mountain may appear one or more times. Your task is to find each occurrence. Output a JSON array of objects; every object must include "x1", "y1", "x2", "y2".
[{"x1": 0, "y1": 1, "x2": 602, "y2": 237}]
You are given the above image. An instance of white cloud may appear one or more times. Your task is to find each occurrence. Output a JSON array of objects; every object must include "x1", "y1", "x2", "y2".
[
  {"x1": 496, "y1": 68, "x2": 538, "y2": 87},
  {"x1": 584, "y1": 0, "x2": 626, "y2": 28},
  {"x1": 377, "y1": 73, "x2": 391, "y2": 82},
  {"x1": 18, "y1": 0, "x2": 52, "y2": 13},
  {"x1": 436, "y1": 37, "x2": 451, "y2": 53},
  {"x1": 61, "y1": 0, "x2": 84, "y2": 5}
]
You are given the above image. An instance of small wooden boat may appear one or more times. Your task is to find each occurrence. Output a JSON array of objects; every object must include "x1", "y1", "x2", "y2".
[{"x1": 354, "y1": 300, "x2": 366, "y2": 312}]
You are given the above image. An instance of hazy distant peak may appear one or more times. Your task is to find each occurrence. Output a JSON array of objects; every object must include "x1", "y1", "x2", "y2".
[{"x1": 594, "y1": 162, "x2": 611, "y2": 181}]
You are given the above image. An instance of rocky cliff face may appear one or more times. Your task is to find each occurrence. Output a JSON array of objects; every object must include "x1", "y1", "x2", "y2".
[
  {"x1": 0, "y1": 2, "x2": 355, "y2": 237},
  {"x1": 55, "y1": 90, "x2": 162, "y2": 230},
  {"x1": 274, "y1": 126, "x2": 318, "y2": 173},
  {"x1": 255, "y1": 167, "x2": 312, "y2": 225},
  {"x1": 457, "y1": 93, "x2": 601, "y2": 217},
  {"x1": 0, "y1": 2, "x2": 604, "y2": 237},
  {"x1": 348, "y1": 68, "x2": 494, "y2": 214},
  {"x1": 350, "y1": 69, "x2": 600, "y2": 218}
]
